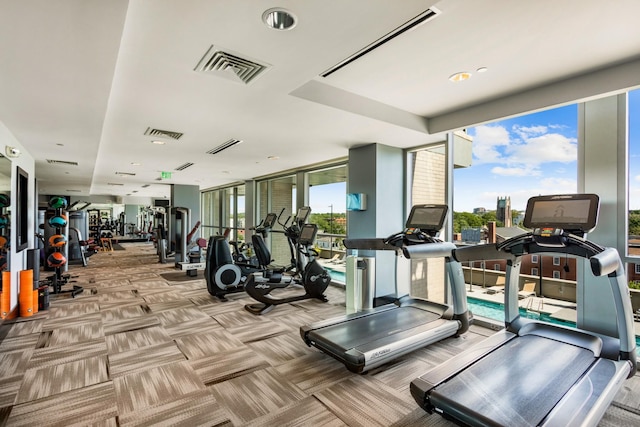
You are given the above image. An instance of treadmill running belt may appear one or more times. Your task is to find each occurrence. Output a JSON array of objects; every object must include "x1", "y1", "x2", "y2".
[
  {"x1": 309, "y1": 306, "x2": 440, "y2": 352},
  {"x1": 429, "y1": 334, "x2": 596, "y2": 427}
]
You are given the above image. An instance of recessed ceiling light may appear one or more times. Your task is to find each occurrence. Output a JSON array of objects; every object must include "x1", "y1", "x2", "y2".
[
  {"x1": 449, "y1": 71, "x2": 471, "y2": 82},
  {"x1": 151, "y1": 140, "x2": 166, "y2": 145},
  {"x1": 476, "y1": 67, "x2": 488, "y2": 73},
  {"x1": 267, "y1": 156, "x2": 279, "y2": 160},
  {"x1": 56, "y1": 143, "x2": 64, "y2": 147},
  {"x1": 131, "y1": 162, "x2": 141, "y2": 166},
  {"x1": 262, "y1": 8, "x2": 297, "y2": 30}
]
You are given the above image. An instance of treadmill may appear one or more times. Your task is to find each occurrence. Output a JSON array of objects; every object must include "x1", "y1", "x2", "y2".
[
  {"x1": 300, "y1": 204, "x2": 471, "y2": 373},
  {"x1": 409, "y1": 194, "x2": 637, "y2": 427}
]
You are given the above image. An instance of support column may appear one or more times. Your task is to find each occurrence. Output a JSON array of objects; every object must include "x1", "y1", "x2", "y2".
[
  {"x1": 347, "y1": 143, "x2": 405, "y2": 300},
  {"x1": 577, "y1": 93, "x2": 627, "y2": 336}
]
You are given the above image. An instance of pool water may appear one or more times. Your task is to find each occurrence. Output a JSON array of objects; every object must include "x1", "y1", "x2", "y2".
[
  {"x1": 324, "y1": 266, "x2": 345, "y2": 283},
  {"x1": 467, "y1": 297, "x2": 640, "y2": 354}
]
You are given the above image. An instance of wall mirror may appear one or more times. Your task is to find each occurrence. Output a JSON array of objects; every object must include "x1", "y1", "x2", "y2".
[
  {"x1": 0, "y1": 155, "x2": 11, "y2": 271},
  {"x1": 16, "y1": 166, "x2": 28, "y2": 252}
]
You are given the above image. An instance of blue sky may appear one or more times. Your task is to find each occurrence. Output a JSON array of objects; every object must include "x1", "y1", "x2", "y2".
[
  {"x1": 455, "y1": 88, "x2": 640, "y2": 213},
  {"x1": 305, "y1": 89, "x2": 640, "y2": 215}
]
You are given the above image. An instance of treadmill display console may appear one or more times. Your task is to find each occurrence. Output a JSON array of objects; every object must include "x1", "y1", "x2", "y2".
[
  {"x1": 523, "y1": 193, "x2": 599, "y2": 234},
  {"x1": 405, "y1": 204, "x2": 448, "y2": 232}
]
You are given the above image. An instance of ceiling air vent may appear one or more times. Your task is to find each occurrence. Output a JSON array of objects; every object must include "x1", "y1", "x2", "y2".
[
  {"x1": 175, "y1": 162, "x2": 194, "y2": 171},
  {"x1": 195, "y1": 45, "x2": 269, "y2": 84},
  {"x1": 107, "y1": 183, "x2": 124, "y2": 186},
  {"x1": 144, "y1": 127, "x2": 183, "y2": 140},
  {"x1": 207, "y1": 139, "x2": 243, "y2": 155},
  {"x1": 47, "y1": 159, "x2": 78, "y2": 166},
  {"x1": 141, "y1": 184, "x2": 150, "y2": 188},
  {"x1": 115, "y1": 172, "x2": 136, "y2": 177},
  {"x1": 321, "y1": 7, "x2": 441, "y2": 78}
]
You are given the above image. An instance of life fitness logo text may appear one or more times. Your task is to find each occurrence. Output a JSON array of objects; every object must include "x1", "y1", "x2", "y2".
[{"x1": 372, "y1": 348, "x2": 391, "y2": 359}]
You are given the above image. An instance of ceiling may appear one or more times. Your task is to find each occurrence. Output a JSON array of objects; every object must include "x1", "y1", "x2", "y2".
[{"x1": 1, "y1": 0, "x2": 640, "y2": 202}]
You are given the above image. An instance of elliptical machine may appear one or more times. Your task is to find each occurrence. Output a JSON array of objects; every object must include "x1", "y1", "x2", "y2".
[
  {"x1": 205, "y1": 213, "x2": 277, "y2": 301},
  {"x1": 244, "y1": 207, "x2": 331, "y2": 315}
]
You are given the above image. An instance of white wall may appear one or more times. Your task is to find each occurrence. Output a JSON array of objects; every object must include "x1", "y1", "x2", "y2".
[{"x1": 0, "y1": 120, "x2": 35, "y2": 318}]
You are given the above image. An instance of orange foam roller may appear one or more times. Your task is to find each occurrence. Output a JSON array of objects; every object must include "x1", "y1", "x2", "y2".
[
  {"x1": 19, "y1": 270, "x2": 33, "y2": 317},
  {"x1": 1, "y1": 271, "x2": 10, "y2": 319}
]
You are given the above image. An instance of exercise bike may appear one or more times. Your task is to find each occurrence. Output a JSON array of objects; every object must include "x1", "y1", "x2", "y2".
[
  {"x1": 204, "y1": 213, "x2": 277, "y2": 301},
  {"x1": 244, "y1": 207, "x2": 331, "y2": 315}
]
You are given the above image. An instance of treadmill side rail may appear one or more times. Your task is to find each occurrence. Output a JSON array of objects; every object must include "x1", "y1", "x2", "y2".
[{"x1": 542, "y1": 358, "x2": 632, "y2": 427}]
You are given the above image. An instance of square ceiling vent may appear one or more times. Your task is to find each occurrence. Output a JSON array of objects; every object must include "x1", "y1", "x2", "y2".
[{"x1": 194, "y1": 45, "x2": 269, "y2": 84}]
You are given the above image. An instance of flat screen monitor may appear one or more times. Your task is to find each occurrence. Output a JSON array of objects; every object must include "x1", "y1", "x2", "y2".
[
  {"x1": 296, "y1": 206, "x2": 311, "y2": 223},
  {"x1": 263, "y1": 213, "x2": 277, "y2": 228},
  {"x1": 523, "y1": 193, "x2": 599, "y2": 232},
  {"x1": 405, "y1": 204, "x2": 448, "y2": 231},
  {"x1": 299, "y1": 223, "x2": 317, "y2": 245}
]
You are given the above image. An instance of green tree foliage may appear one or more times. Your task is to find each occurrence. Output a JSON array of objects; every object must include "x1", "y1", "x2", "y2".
[
  {"x1": 309, "y1": 213, "x2": 346, "y2": 235},
  {"x1": 453, "y1": 211, "x2": 504, "y2": 233},
  {"x1": 630, "y1": 210, "x2": 640, "y2": 235}
]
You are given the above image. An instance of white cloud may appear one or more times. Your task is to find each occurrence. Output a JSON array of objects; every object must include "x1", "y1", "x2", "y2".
[
  {"x1": 512, "y1": 124, "x2": 547, "y2": 140},
  {"x1": 635, "y1": 174, "x2": 640, "y2": 182},
  {"x1": 471, "y1": 125, "x2": 510, "y2": 164},
  {"x1": 491, "y1": 165, "x2": 541, "y2": 177},
  {"x1": 506, "y1": 133, "x2": 577, "y2": 166}
]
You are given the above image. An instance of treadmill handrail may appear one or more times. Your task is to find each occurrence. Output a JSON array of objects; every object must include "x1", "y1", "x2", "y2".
[{"x1": 402, "y1": 241, "x2": 456, "y2": 259}]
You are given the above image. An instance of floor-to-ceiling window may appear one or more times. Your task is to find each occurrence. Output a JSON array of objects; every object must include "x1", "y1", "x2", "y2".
[
  {"x1": 256, "y1": 175, "x2": 297, "y2": 266},
  {"x1": 307, "y1": 165, "x2": 347, "y2": 257},
  {"x1": 200, "y1": 184, "x2": 244, "y2": 242}
]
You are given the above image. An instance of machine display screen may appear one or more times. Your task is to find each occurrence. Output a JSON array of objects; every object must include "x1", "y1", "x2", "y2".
[
  {"x1": 299, "y1": 223, "x2": 317, "y2": 245},
  {"x1": 405, "y1": 204, "x2": 448, "y2": 231},
  {"x1": 297, "y1": 206, "x2": 311, "y2": 223},
  {"x1": 263, "y1": 213, "x2": 277, "y2": 228},
  {"x1": 524, "y1": 194, "x2": 599, "y2": 232}
]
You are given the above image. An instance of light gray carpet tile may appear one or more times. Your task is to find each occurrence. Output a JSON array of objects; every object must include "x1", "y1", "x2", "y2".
[
  {"x1": 28, "y1": 338, "x2": 108, "y2": 368},
  {"x1": 189, "y1": 293, "x2": 219, "y2": 306},
  {"x1": 209, "y1": 368, "x2": 306, "y2": 425},
  {"x1": 41, "y1": 312, "x2": 102, "y2": 332},
  {"x1": 107, "y1": 341, "x2": 186, "y2": 378},
  {"x1": 212, "y1": 308, "x2": 265, "y2": 328},
  {"x1": 162, "y1": 317, "x2": 223, "y2": 339},
  {"x1": 314, "y1": 375, "x2": 415, "y2": 427},
  {"x1": 0, "y1": 333, "x2": 39, "y2": 352},
  {"x1": 226, "y1": 318, "x2": 290, "y2": 343},
  {"x1": 92, "y1": 279, "x2": 131, "y2": 288},
  {"x1": 0, "y1": 374, "x2": 22, "y2": 407},
  {"x1": 145, "y1": 298, "x2": 194, "y2": 312},
  {"x1": 97, "y1": 290, "x2": 143, "y2": 304},
  {"x1": 0, "y1": 348, "x2": 34, "y2": 378},
  {"x1": 154, "y1": 306, "x2": 210, "y2": 326},
  {"x1": 47, "y1": 299, "x2": 100, "y2": 319},
  {"x1": 126, "y1": 272, "x2": 162, "y2": 281},
  {"x1": 140, "y1": 290, "x2": 181, "y2": 303},
  {"x1": 247, "y1": 332, "x2": 316, "y2": 367},
  {"x1": 37, "y1": 320, "x2": 104, "y2": 348},
  {"x1": 610, "y1": 372, "x2": 640, "y2": 411},
  {"x1": 169, "y1": 281, "x2": 207, "y2": 291},
  {"x1": 129, "y1": 278, "x2": 172, "y2": 288},
  {"x1": 105, "y1": 325, "x2": 173, "y2": 354},
  {"x1": 390, "y1": 407, "x2": 458, "y2": 427},
  {"x1": 117, "y1": 389, "x2": 230, "y2": 427},
  {"x1": 370, "y1": 355, "x2": 435, "y2": 396},
  {"x1": 175, "y1": 329, "x2": 245, "y2": 359},
  {"x1": 7, "y1": 381, "x2": 117, "y2": 427},
  {"x1": 102, "y1": 315, "x2": 161, "y2": 336},
  {"x1": 274, "y1": 352, "x2": 354, "y2": 394},
  {"x1": 272, "y1": 311, "x2": 325, "y2": 332},
  {"x1": 189, "y1": 346, "x2": 270, "y2": 385},
  {"x1": 16, "y1": 355, "x2": 109, "y2": 404},
  {"x1": 199, "y1": 300, "x2": 245, "y2": 317},
  {"x1": 99, "y1": 303, "x2": 151, "y2": 322},
  {"x1": 113, "y1": 360, "x2": 206, "y2": 415},
  {"x1": 244, "y1": 395, "x2": 347, "y2": 427},
  {"x1": 4, "y1": 318, "x2": 44, "y2": 337}
]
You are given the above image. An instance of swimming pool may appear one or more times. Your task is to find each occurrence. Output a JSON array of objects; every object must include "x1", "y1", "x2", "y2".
[{"x1": 467, "y1": 296, "x2": 640, "y2": 354}]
